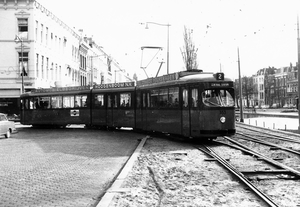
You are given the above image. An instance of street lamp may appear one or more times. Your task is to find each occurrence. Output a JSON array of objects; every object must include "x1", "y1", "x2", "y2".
[
  {"x1": 142, "y1": 22, "x2": 171, "y2": 74},
  {"x1": 14, "y1": 35, "x2": 24, "y2": 94}
]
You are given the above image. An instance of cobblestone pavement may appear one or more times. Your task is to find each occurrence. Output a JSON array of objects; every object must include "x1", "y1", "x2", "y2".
[{"x1": 0, "y1": 125, "x2": 141, "y2": 207}]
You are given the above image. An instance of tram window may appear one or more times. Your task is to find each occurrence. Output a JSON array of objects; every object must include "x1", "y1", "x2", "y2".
[
  {"x1": 158, "y1": 88, "x2": 168, "y2": 107},
  {"x1": 51, "y1": 96, "x2": 62, "y2": 108},
  {"x1": 168, "y1": 87, "x2": 179, "y2": 108},
  {"x1": 191, "y1": 89, "x2": 198, "y2": 108},
  {"x1": 40, "y1": 97, "x2": 50, "y2": 109},
  {"x1": 108, "y1": 94, "x2": 117, "y2": 108},
  {"x1": 63, "y1": 96, "x2": 74, "y2": 108},
  {"x1": 150, "y1": 89, "x2": 159, "y2": 108},
  {"x1": 23, "y1": 99, "x2": 27, "y2": 109},
  {"x1": 202, "y1": 89, "x2": 234, "y2": 107},
  {"x1": 95, "y1": 94, "x2": 104, "y2": 108},
  {"x1": 75, "y1": 95, "x2": 87, "y2": 107},
  {"x1": 136, "y1": 92, "x2": 141, "y2": 108},
  {"x1": 182, "y1": 89, "x2": 188, "y2": 108},
  {"x1": 120, "y1": 93, "x2": 131, "y2": 107},
  {"x1": 142, "y1": 93, "x2": 146, "y2": 108},
  {"x1": 29, "y1": 98, "x2": 34, "y2": 109},
  {"x1": 34, "y1": 98, "x2": 40, "y2": 109},
  {"x1": 147, "y1": 93, "x2": 150, "y2": 107}
]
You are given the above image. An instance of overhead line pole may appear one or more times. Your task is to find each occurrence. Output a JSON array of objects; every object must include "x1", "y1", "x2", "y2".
[
  {"x1": 238, "y1": 47, "x2": 244, "y2": 122},
  {"x1": 297, "y1": 16, "x2": 300, "y2": 132}
]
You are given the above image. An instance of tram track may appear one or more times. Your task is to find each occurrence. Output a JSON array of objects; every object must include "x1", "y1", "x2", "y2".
[
  {"x1": 197, "y1": 144, "x2": 280, "y2": 207},
  {"x1": 196, "y1": 136, "x2": 300, "y2": 206}
]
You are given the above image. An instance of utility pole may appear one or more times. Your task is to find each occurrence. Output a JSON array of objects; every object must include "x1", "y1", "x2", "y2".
[
  {"x1": 238, "y1": 47, "x2": 244, "y2": 122},
  {"x1": 297, "y1": 16, "x2": 300, "y2": 132}
]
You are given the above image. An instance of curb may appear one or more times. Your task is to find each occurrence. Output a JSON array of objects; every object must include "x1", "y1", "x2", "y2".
[{"x1": 96, "y1": 136, "x2": 149, "y2": 207}]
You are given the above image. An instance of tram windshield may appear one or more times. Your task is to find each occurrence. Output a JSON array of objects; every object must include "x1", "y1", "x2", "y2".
[{"x1": 202, "y1": 89, "x2": 234, "y2": 107}]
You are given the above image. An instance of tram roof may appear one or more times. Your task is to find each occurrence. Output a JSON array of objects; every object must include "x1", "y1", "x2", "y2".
[{"x1": 136, "y1": 70, "x2": 232, "y2": 89}]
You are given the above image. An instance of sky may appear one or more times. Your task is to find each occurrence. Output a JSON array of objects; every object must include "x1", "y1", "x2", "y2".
[{"x1": 37, "y1": 0, "x2": 300, "y2": 80}]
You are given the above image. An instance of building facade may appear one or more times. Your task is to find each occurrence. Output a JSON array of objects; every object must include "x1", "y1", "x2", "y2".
[{"x1": 0, "y1": 0, "x2": 131, "y2": 115}]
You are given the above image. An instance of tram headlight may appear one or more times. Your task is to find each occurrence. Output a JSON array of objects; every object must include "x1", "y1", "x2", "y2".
[{"x1": 220, "y1": 116, "x2": 226, "y2": 123}]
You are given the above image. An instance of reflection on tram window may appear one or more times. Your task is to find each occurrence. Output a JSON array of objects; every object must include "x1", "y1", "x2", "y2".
[
  {"x1": 202, "y1": 89, "x2": 234, "y2": 107},
  {"x1": 51, "y1": 96, "x2": 62, "y2": 108},
  {"x1": 120, "y1": 93, "x2": 131, "y2": 107},
  {"x1": 182, "y1": 89, "x2": 188, "y2": 108},
  {"x1": 63, "y1": 96, "x2": 75, "y2": 108},
  {"x1": 191, "y1": 88, "x2": 198, "y2": 108}
]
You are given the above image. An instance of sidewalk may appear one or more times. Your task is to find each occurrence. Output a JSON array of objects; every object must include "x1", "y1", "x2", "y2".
[
  {"x1": 238, "y1": 108, "x2": 299, "y2": 131},
  {"x1": 244, "y1": 117, "x2": 299, "y2": 131}
]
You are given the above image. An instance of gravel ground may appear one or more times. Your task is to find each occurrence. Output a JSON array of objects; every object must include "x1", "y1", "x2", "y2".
[{"x1": 108, "y1": 137, "x2": 267, "y2": 207}]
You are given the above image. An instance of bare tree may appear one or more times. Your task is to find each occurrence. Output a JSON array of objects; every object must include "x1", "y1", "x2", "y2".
[{"x1": 181, "y1": 26, "x2": 198, "y2": 71}]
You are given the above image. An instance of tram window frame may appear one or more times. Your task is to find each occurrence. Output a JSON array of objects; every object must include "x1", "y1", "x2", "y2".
[
  {"x1": 51, "y1": 96, "x2": 62, "y2": 108},
  {"x1": 63, "y1": 96, "x2": 75, "y2": 108},
  {"x1": 94, "y1": 94, "x2": 105, "y2": 108},
  {"x1": 120, "y1": 93, "x2": 131, "y2": 108}
]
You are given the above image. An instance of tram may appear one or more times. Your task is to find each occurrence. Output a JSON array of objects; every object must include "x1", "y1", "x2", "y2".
[
  {"x1": 134, "y1": 70, "x2": 235, "y2": 138},
  {"x1": 20, "y1": 70, "x2": 236, "y2": 139},
  {"x1": 20, "y1": 86, "x2": 91, "y2": 127}
]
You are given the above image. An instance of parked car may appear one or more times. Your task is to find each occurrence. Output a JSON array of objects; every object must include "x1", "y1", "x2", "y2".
[{"x1": 0, "y1": 113, "x2": 16, "y2": 138}]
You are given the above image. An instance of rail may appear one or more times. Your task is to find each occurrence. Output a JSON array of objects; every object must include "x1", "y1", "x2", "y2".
[{"x1": 197, "y1": 145, "x2": 280, "y2": 207}]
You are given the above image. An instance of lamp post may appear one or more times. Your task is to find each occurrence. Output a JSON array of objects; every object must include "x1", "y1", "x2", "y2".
[
  {"x1": 143, "y1": 22, "x2": 171, "y2": 74},
  {"x1": 14, "y1": 35, "x2": 24, "y2": 94}
]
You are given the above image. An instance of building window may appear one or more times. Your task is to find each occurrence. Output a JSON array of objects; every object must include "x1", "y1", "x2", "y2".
[
  {"x1": 45, "y1": 27, "x2": 48, "y2": 46},
  {"x1": 46, "y1": 57, "x2": 49, "y2": 79},
  {"x1": 40, "y1": 24, "x2": 43, "y2": 43},
  {"x1": 35, "y1": 21, "x2": 38, "y2": 42},
  {"x1": 18, "y1": 18, "x2": 28, "y2": 40},
  {"x1": 41, "y1": 56, "x2": 44, "y2": 79},
  {"x1": 18, "y1": 52, "x2": 28, "y2": 76},
  {"x1": 36, "y1": 54, "x2": 39, "y2": 77}
]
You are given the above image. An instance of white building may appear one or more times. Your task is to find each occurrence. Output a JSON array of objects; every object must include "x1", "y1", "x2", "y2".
[{"x1": 0, "y1": 0, "x2": 132, "y2": 115}]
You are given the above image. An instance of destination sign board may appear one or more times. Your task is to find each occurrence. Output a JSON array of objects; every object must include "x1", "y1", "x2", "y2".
[
  {"x1": 137, "y1": 73, "x2": 178, "y2": 86},
  {"x1": 33, "y1": 86, "x2": 90, "y2": 93},
  {"x1": 209, "y1": 82, "x2": 233, "y2": 87},
  {"x1": 93, "y1": 82, "x2": 135, "y2": 89}
]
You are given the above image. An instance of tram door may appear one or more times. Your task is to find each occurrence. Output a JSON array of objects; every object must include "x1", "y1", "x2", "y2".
[
  {"x1": 181, "y1": 87, "x2": 190, "y2": 137},
  {"x1": 140, "y1": 92, "x2": 149, "y2": 131},
  {"x1": 107, "y1": 93, "x2": 117, "y2": 126}
]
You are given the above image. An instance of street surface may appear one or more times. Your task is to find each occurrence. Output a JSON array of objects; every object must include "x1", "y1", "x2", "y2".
[{"x1": 0, "y1": 124, "x2": 143, "y2": 207}]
